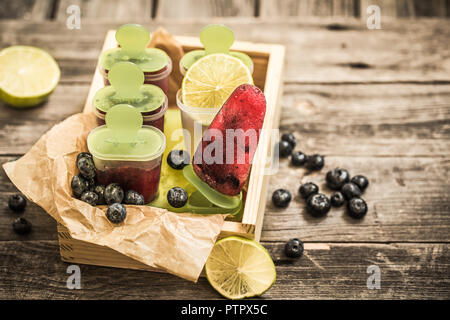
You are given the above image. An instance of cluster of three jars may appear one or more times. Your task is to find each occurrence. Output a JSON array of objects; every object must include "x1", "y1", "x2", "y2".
[{"x1": 88, "y1": 24, "x2": 172, "y2": 204}]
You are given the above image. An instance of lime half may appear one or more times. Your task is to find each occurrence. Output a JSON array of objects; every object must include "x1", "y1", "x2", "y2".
[
  {"x1": 181, "y1": 53, "x2": 253, "y2": 109},
  {"x1": 0, "y1": 46, "x2": 60, "y2": 107},
  {"x1": 205, "y1": 236, "x2": 276, "y2": 299}
]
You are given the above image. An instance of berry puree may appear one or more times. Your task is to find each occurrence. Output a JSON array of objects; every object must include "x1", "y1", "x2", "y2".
[
  {"x1": 96, "y1": 164, "x2": 162, "y2": 203},
  {"x1": 102, "y1": 64, "x2": 170, "y2": 95},
  {"x1": 95, "y1": 105, "x2": 165, "y2": 131}
]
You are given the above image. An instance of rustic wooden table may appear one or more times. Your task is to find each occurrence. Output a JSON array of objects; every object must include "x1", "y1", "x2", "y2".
[{"x1": 1, "y1": 0, "x2": 449, "y2": 299}]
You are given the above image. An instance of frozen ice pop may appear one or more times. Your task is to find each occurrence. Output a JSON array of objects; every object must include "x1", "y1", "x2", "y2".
[{"x1": 192, "y1": 84, "x2": 266, "y2": 196}]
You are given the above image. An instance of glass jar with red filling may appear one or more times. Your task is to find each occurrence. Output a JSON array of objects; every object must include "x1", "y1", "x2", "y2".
[
  {"x1": 93, "y1": 62, "x2": 168, "y2": 132},
  {"x1": 87, "y1": 105, "x2": 166, "y2": 203}
]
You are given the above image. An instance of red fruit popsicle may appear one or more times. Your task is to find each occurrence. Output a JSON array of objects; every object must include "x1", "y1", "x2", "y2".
[{"x1": 192, "y1": 84, "x2": 266, "y2": 196}]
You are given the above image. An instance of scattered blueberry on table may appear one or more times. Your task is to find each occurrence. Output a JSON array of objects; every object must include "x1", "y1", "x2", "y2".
[
  {"x1": 341, "y1": 182, "x2": 362, "y2": 200},
  {"x1": 12, "y1": 217, "x2": 32, "y2": 235},
  {"x1": 285, "y1": 238, "x2": 304, "y2": 258},
  {"x1": 290, "y1": 151, "x2": 307, "y2": 167},
  {"x1": 299, "y1": 182, "x2": 319, "y2": 200},
  {"x1": 326, "y1": 168, "x2": 350, "y2": 190},
  {"x1": 272, "y1": 189, "x2": 292, "y2": 208},
  {"x1": 305, "y1": 154, "x2": 325, "y2": 171},
  {"x1": 306, "y1": 193, "x2": 331, "y2": 217},
  {"x1": 351, "y1": 175, "x2": 369, "y2": 192},
  {"x1": 8, "y1": 194, "x2": 27, "y2": 212},
  {"x1": 347, "y1": 197, "x2": 368, "y2": 219},
  {"x1": 167, "y1": 187, "x2": 189, "y2": 208},
  {"x1": 330, "y1": 191, "x2": 345, "y2": 207},
  {"x1": 277, "y1": 140, "x2": 293, "y2": 158},
  {"x1": 281, "y1": 133, "x2": 296, "y2": 149}
]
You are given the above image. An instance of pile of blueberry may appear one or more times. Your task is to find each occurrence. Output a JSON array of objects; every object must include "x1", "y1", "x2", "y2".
[
  {"x1": 166, "y1": 150, "x2": 190, "y2": 208},
  {"x1": 275, "y1": 133, "x2": 370, "y2": 259},
  {"x1": 70, "y1": 152, "x2": 145, "y2": 224},
  {"x1": 7, "y1": 193, "x2": 32, "y2": 235}
]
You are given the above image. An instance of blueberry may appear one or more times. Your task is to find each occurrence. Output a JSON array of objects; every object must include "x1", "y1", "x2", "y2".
[
  {"x1": 351, "y1": 175, "x2": 369, "y2": 192},
  {"x1": 80, "y1": 191, "x2": 98, "y2": 206},
  {"x1": 76, "y1": 152, "x2": 93, "y2": 163},
  {"x1": 299, "y1": 182, "x2": 319, "y2": 200},
  {"x1": 285, "y1": 238, "x2": 304, "y2": 258},
  {"x1": 93, "y1": 185, "x2": 106, "y2": 205},
  {"x1": 77, "y1": 155, "x2": 96, "y2": 179},
  {"x1": 305, "y1": 154, "x2": 325, "y2": 171},
  {"x1": 277, "y1": 141, "x2": 293, "y2": 158},
  {"x1": 341, "y1": 182, "x2": 361, "y2": 200},
  {"x1": 167, "y1": 150, "x2": 190, "y2": 170},
  {"x1": 87, "y1": 177, "x2": 97, "y2": 191},
  {"x1": 106, "y1": 203, "x2": 127, "y2": 224},
  {"x1": 71, "y1": 175, "x2": 90, "y2": 198},
  {"x1": 326, "y1": 168, "x2": 350, "y2": 190},
  {"x1": 291, "y1": 151, "x2": 307, "y2": 167},
  {"x1": 272, "y1": 189, "x2": 292, "y2": 208},
  {"x1": 12, "y1": 217, "x2": 32, "y2": 235},
  {"x1": 104, "y1": 183, "x2": 124, "y2": 205},
  {"x1": 347, "y1": 197, "x2": 368, "y2": 219},
  {"x1": 281, "y1": 133, "x2": 296, "y2": 149},
  {"x1": 8, "y1": 194, "x2": 27, "y2": 212},
  {"x1": 167, "y1": 187, "x2": 188, "y2": 208},
  {"x1": 124, "y1": 190, "x2": 145, "y2": 205},
  {"x1": 306, "y1": 193, "x2": 331, "y2": 217},
  {"x1": 330, "y1": 191, "x2": 345, "y2": 207}
]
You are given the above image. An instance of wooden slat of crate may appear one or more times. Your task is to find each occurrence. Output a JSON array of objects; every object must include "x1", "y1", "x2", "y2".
[{"x1": 59, "y1": 30, "x2": 284, "y2": 270}]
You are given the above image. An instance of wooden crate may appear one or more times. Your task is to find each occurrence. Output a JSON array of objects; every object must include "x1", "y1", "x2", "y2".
[{"x1": 58, "y1": 30, "x2": 285, "y2": 271}]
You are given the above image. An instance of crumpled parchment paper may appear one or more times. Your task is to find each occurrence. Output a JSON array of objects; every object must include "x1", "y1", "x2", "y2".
[{"x1": 2, "y1": 28, "x2": 226, "y2": 282}]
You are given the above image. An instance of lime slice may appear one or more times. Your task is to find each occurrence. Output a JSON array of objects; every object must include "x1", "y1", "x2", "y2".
[
  {"x1": 182, "y1": 53, "x2": 253, "y2": 109},
  {"x1": 0, "y1": 46, "x2": 60, "y2": 107},
  {"x1": 205, "y1": 236, "x2": 276, "y2": 300}
]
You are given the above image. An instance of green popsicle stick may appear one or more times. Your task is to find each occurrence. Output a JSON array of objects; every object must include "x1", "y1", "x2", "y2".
[
  {"x1": 182, "y1": 165, "x2": 242, "y2": 209},
  {"x1": 200, "y1": 24, "x2": 235, "y2": 55},
  {"x1": 115, "y1": 24, "x2": 150, "y2": 59},
  {"x1": 108, "y1": 62, "x2": 144, "y2": 100},
  {"x1": 105, "y1": 104, "x2": 143, "y2": 143}
]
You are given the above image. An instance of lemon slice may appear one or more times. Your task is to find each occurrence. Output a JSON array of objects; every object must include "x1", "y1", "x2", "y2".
[
  {"x1": 0, "y1": 46, "x2": 60, "y2": 107},
  {"x1": 205, "y1": 236, "x2": 276, "y2": 300},
  {"x1": 182, "y1": 53, "x2": 253, "y2": 108}
]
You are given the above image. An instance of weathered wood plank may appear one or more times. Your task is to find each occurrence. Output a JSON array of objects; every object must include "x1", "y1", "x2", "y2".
[
  {"x1": 0, "y1": 240, "x2": 448, "y2": 299},
  {"x1": 360, "y1": 0, "x2": 448, "y2": 18},
  {"x1": 260, "y1": 0, "x2": 345, "y2": 17},
  {"x1": 262, "y1": 156, "x2": 450, "y2": 242},
  {"x1": 1, "y1": 20, "x2": 449, "y2": 83},
  {"x1": 0, "y1": 84, "x2": 89, "y2": 155},
  {"x1": 55, "y1": 0, "x2": 153, "y2": 22},
  {"x1": 0, "y1": 0, "x2": 55, "y2": 20},
  {"x1": 155, "y1": 0, "x2": 256, "y2": 19}
]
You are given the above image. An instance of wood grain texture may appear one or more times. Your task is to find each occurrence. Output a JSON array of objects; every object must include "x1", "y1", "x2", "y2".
[
  {"x1": 55, "y1": 0, "x2": 153, "y2": 22},
  {"x1": 0, "y1": 240, "x2": 448, "y2": 299},
  {"x1": 1, "y1": 20, "x2": 449, "y2": 84},
  {"x1": 260, "y1": 0, "x2": 350, "y2": 17},
  {"x1": 155, "y1": 0, "x2": 256, "y2": 18},
  {"x1": 0, "y1": 0, "x2": 55, "y2": 20}
]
